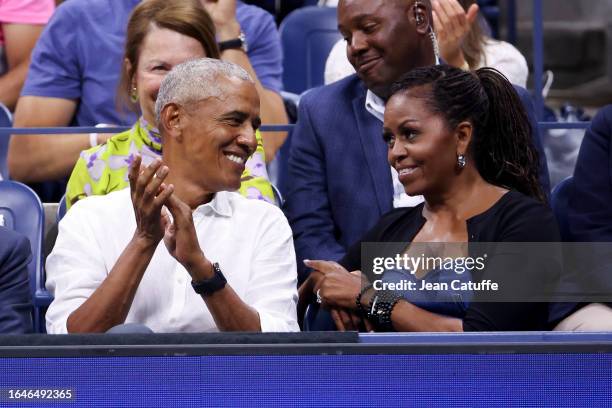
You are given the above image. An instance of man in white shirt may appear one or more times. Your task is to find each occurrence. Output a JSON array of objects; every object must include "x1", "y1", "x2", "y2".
[{"x1": 45, "y1": 59, "x2": 299, "y2": 334}]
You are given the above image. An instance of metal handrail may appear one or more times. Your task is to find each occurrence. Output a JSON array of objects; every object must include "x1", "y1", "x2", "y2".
[
  {"x1": 533, "y1": 0, "x2": 545, "y2": 121},
  {"x1": 0, "y1": 124, "x2": 294, "y2": 135},
  {"x1": 538, "y1": 122, "x2": 591, "y2": 130},
  {"x1": 0, "y1": 121, "x2": 592, "y2": 136}
]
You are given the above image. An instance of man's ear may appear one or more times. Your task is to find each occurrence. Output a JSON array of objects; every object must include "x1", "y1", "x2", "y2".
[
  {"x1": 160, "y1": 103, "x2": 183, "y2": 142},
  {"x1": 455, "y1": 120, "x2": 473, "y2": 157},
  {"x1": 412, "y1": 1, "x2": 431, "y2": 35}
]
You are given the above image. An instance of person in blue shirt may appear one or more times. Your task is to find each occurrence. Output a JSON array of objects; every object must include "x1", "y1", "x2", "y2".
[
  {"x1": 8, "y1": 0, "x2": 287, "y2": 186},
  {"x1": 0, "y1": 226, "x2": 33, "y2": 334}
]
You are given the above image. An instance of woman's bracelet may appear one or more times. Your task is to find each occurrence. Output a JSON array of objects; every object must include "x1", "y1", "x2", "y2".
[
  {"x1": 355, "y1": 284, "x2": 373, "y2": 316},
  {"x1": 368, "y1": 290, "x2": 403, "y2": 332}
]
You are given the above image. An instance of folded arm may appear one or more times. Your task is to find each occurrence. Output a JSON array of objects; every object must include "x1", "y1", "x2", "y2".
[
  {"x1": 0, "y1": 23, "x2": 46, "y2": 110},
  {"x1": 8, "y1": 96, "x2": 111, "y2": 182}
]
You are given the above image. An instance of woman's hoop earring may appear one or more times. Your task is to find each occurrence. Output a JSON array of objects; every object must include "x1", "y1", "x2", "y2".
[
  {"x1": 457, "y1": 154, "x2": 467, "y2": 169},
  {"x1": 130, "y1": 86, "x2": 138, "y2": 103}
]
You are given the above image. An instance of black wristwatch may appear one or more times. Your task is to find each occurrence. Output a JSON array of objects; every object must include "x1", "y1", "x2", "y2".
[
  {"x1": 191, "y1": 262, "x2": 227, "y2": 296},
  {"x1": 218, "y1": 31, "x2": 248, "y2": 52}
]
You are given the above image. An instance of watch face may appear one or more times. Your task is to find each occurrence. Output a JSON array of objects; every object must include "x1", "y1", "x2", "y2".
[{"x1": 239, "y1": 32, "x2": 248, "y2": 53}]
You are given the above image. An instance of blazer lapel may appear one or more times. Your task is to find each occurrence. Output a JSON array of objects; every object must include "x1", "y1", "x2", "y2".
[{"x1": 352, "y1": 92, "x2": 393, "y2": 215}]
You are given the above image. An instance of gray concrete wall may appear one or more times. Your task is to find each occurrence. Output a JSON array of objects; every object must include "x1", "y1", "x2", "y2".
[
  {"x1": 514, "y1": 0, "x2": 612, "y2": 23},
  {"x1": 500, "y1": 0, "x2": 611, "y2": 105}
]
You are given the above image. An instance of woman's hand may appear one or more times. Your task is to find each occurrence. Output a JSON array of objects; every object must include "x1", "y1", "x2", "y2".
[
  {"x1": 303, "y1": 260, "x2": 362, "y2": 311},
  {"x1": 330, "y1": 308, "x2": 376, "y2": 332},
  {"x1": 432, "y1": 0, "x2": 479, "y2": 68},
  {"x1": 200, "y1": 0, "x2": 240, "y2": 41},
  {"x1": 128, "y1": 156, "x2": 174, "y2": 247}
]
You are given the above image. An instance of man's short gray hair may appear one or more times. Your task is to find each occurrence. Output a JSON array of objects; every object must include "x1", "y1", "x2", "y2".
[{"x1": 155, "y1": 58, "x2": 253, "y2": 123}]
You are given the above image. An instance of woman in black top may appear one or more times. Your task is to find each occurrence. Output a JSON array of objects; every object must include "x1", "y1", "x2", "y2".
[{"x1": 301, "y1": 65, "x2": 560, "y2": 332}]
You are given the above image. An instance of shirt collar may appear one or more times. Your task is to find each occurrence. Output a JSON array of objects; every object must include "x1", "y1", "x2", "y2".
[
  {"x1": 136, "y1": 117, "x2": 162, "y2": 153},
  {"x1": 364, "y1": 57, "x2": 441, "y2": 122},
  {"x1": 364, "y1": 90, "x2": 386, "y2": 122},
  {"x1": 194, "y1": 191, "x2": 233, "y2": 218}
]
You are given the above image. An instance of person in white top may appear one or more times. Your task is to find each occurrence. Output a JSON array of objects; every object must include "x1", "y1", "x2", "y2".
[
  {"x1": 324, "y1": 0, "x2": 528, "y2": 88},
  {"x1": 45, "y1": 58, "x2": 299, "y2": 334}
]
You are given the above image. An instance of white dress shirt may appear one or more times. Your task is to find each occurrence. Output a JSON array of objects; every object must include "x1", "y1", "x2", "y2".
[{"x1": 45, "y1": 189, "x2": 299, "y2": 334}]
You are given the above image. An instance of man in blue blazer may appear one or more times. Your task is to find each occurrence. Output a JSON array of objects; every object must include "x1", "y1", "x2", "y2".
[
  {"x1": 553, "y1": 105, "x2": 612, "y2": 331},
  {"x1": 0, "y1": 226, "x2": 33, "y2": 333},
  {"x1": 286, "y1": 0, "x2": 550, "y2": 284}
]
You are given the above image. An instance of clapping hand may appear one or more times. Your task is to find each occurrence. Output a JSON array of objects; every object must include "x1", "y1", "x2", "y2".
[
  {"x1": 128, "y1": 156, "x2": 174, "y2": 246},
  {"x1": 432, "y1": 0, "x2": 479, "y2": 68},
  {"x1": 199, "y1": 0, "x2": 240, "y2": 40}
]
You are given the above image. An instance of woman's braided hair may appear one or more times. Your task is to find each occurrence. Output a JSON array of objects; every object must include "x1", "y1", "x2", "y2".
[{"x1": 390, "y1": 65, "x2": 546, "y2": 203}]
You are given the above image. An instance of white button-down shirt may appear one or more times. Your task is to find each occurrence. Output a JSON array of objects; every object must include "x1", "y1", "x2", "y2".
[{"x1": 45, "y1": 189, "x2": 299, "y2": 334}]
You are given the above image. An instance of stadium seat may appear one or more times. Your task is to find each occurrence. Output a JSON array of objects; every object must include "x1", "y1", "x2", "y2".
[
  {"x1": 279, "y1": 6, "x2": 341, "y2": 94},
  {"x1": 0, "y1": 180, "x2": 51, "y2": 332},
  {"x1": 551, "y1": 176, "x2": 574, "y2": 241},
  {"x1": 268, "y1": 128, "x2": 294, "y2": 199},
  {"x1": 0, "y1": 102, "x2": 12, "y2": 179},
  {"x1": 57, "y1": 195, "x2": 67, "y2": 223},
  {"x1": 269, "y1": 89, "x2": 312, "y2": 197}
]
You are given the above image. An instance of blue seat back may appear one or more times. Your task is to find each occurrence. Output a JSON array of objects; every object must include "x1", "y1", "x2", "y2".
[
  {"x1": 280, "y1": 6, "x2": 342, "y2": 94},
  {"x1": 0, "y1": 103, "x2": 13, "y2": 179},
  {"x1": 0, "y1": 181, "x2": 48, "y2": 331},
  {"x1": 550, "y1": 176, "x2": 574, "y2": 241},
  {"x1": 57, "y1": 195, "x2": 67, "y2": 223}
]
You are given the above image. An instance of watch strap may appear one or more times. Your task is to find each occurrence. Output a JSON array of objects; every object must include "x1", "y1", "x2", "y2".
[
  {"x1": 218, "y1": 32, "x2": 247, "y2": 52},
  {"x1": 191, "y1": 262, "x2": 227, "y2": 296}
]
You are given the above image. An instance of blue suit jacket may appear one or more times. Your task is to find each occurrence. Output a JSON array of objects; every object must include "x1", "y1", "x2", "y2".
[
  {"x1": 286, "y1": 75, "x2": 551, "y2": 282},
  {"x1": 0, "y1": 226, "x2": 33, "y2": 333},
  {"x1": 561, "y1": 105, "x2": 612, "y2": 311},
  {"x1": 568, "y1": 105, "x2": 612, "y2": 242}
]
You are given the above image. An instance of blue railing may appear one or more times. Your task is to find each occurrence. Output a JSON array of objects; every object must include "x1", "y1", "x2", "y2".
[
  {"x1": 538, "y1": 122, "x2": 591, "y2": 130},
  {"x1": 532, "y1": 0, "x2": 545, "y2": 121},
  {"x1": 0, "y1": 121, "x2": 592, "y2": 136},
  {"x1": 0, "y1": 124, "x2": 294, "y2": 135}
]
